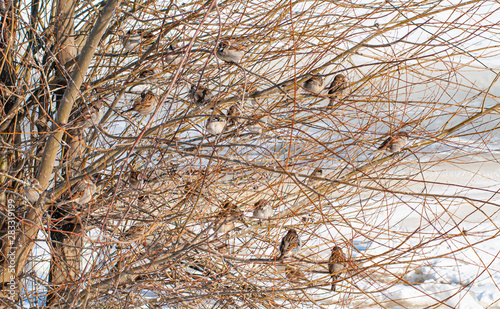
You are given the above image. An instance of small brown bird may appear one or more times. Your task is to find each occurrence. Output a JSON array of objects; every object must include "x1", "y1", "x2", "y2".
[
  {"x1": 120, "y1": 29, "x2": 154, "y2": 52},
  {"x1": 309, "y1": 167, "x2": 323, "y2": 185},
  {"x1": 214, "y1": 201, "x2": 241, "y2": 234},
  {"x1": 284, "y1": 265, "x2": 308, "y2": 282},
  {"x1": 139, "y1": 69, "x2": 157, "y2": 79},
  {"x1": 303, "y1": 76, "x2": 325, "y2": 93},
  {"x1": 376, "y1": 131, "x2": 409, "y2": 155},
  {"x1": 73, "y1": 100, "x2": 103, "y2": 128},
  {"x1": 189, "y1": 84, "x2": 212, "y2": 106},
  {"x1": 226, "y1": 104, "x2": 244, "y2": 127},
  {"x1": 206, "y1": 115, "x2": 226, "y2": 135},
  {"x1": 23, "y1": 178, "x2": 43, "y2": 204},
  {"x1": 124, "y1": 90, "x2": 157, "y2": 115},
  {"x1": 129, "y1": 170, "x2": 146, "y2": 189},
  {"x1": 327, "y1": 74, "x2": 348, "y2": 106},
  {"x1": 311, "y1": 167, "x2": 323, "y2": 178},
  {"x1": 66, "y1": 129, "x2": 85, "y2": 160},
  {"x1": 246, "y1": 120, "x2": 264, "y2": 134},
  {"x1": 183, "y1": 181, "x2": 199, "y2": 200},
  {"x1": 253, "y1": 199, "x2": 272, "y2": 221},
  {"x1": 329, "y1": 246, "x2": 347, "y2": 291},
  {"x1": 65, "y1": 179, "x2": 97, "y2": 205},
  {"x1": 216, "y1": 40, "x2": 246, "y2": 63},
  {"x1": 121, "y1": 224, "x2": 155, "y2": 242},
  {"x1": 165, "y1": 44, "x2": 180, "y2": 64},
  {"x1": 277, "y1": 229, "x2": 301, "y2": 261}
]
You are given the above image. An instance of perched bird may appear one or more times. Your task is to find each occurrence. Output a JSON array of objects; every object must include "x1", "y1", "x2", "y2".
[
  {"x1": 165, "y1": 44, "x2": 180, "y2": 64},
  {"x1": 303, "y1": 76, "x2": 325, "y2": 93},
  {"x1": 206, "y1": 115, "x2": 226, "y2": 135},
  {"x1": 216, "y1": 40, "x2": 246, "y2": 63},
  {"x1": 189, "y1": 84, "x2": 212, "y2": 106},
  {"x1": 129, "y1": 170, "x2": 146, "y2": 189},
  {"x1": 23, "y1": 178, "x2": 43, "y2": 204},
  {"x1": 226, "y1": 104, "x2": 244, "y2": 127},
  {"x1": 329, "y1": 246, "x2": 347, "y2": 291},
  {"x1": 120, "y1": 30, "x2": 142, "y2": 51},
  {"x1": 253, "y1": 199, "x2": 272, "y2": 221},
  {"x1": 121, "y1": 224, "x2": 155, "y2": 242},
  {"x1": 73, "y1": 100, "x2": 103, "y2": 128},
  {"x1": 214, "y1": 201, "x2": 241, "y2": 234},
  {"x1": 182, "y1": 181, "x2": 199, "y2": 202},
  {"x1": 327, "y1": 74, "x2": 348, "y2": 107},
  {"x1": 311, "y1": 167, "x2": 323, "y2": 178},
  {"x1": 376, "y1": 131, "x2": 409, "y2": 155},
  {"x1": 309, "y1": 167, "x2": 323, "y2": 185},
  {"x1": 65, "y1": 178, "x2": 97, "y2": 205},
  {"x1": 246, "y1": 120, "x2": 264, "y2": 135},
  {"x1": 139, "y1": 69, "x2": 157, "y2": 79},
  {"x1": 66, "y1": 129, "x2": 85, "y2": 160},
  {"x1": 277, "y1": 229, "x2": 301, "y2": 261},
  {"x1": 120, "y1": 29, "x2": 154, "y2": 52},
  {"x1": 165, "y1": 162, "x2": 178, "y2": 177},
  {"x1": 124, "y1": 90, "x2": 157, "y2": 115},
  {"x1": 284, "y1": 265, "x2": 308, "y2": 282}
]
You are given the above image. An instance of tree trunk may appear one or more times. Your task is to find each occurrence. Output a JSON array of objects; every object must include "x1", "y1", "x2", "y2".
[
  {"x1": 0, "y1": 0, "x2": 119, "y2": 305},
  {"x1": 0, "y1": 0, "x2": 21, "y2": 301},
  {"x1": 44, "y1": 1, "x2": 81, "y2": 306}
]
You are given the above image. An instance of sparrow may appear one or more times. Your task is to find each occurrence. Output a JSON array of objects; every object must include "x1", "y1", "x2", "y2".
[
  {"x1": 216, "y1": 40, "x2": 246, "y2": 63},
  {"x1": 65, "y1": 178, "x2": 97, "y2": 205},
  {"x1": 121, "y1": 224, "x2": 154, "y2": 241},
  {"x1": 124, "y1": 90, "x2": 157, "y2": 115},
  {"x1": 311, "y1": 167, "x2": 323, "y2": 178},
  {"x1": 253, "y1": 199, "x2": 272, "y2": 221},
  {"x1": 129, "y1": 170, "x2": 146, "y2": 189},
  {"x1": 189, "y1": 84, "x2": 211, "y2": 106},
  {"x1": 66, "y1": 129, "x2": 84, "y2": 160},
  {"x1": 376, "y1": 131, "x2": 409, "y2": 155},
  {"x1": 284, "y1": 265, "x2": 308, "y2": 282},
  {"x1": 73, "y1": 100, "x2": 103, "y2": 128},
  {"x1": 214, "y1": 201, "x2": 241, "y2": 234},
  {"x1": 309, "y1": 167, "x2": 323, "y2": 185},
  {"x1": 165, "y1": 162, "x2": 178, "y2": 177},
  {"x1": 165, "y1": 44, "x2": 180, "y2": 64},
  {"x1": 226, "y1": 104, "x2": 244, "y2": 127},
  {"x1": 182, "y1": 181, "x2": 199, "y2": 201},
  {"x1": 139, "y1": 69, "x2": 156, "y2": 79},
  {"x1": 329, "y1": 246, "x2": 347, "y2": 291},
  {"x1": 277, "y1": 229, "x2": 301, "y2": 261},
  {"x1": 246, "y1": 120, "x2": 263, "y2": 135},
  {"x1": 206, "y1": 115, "x2": 226, "y2": 135},
  {"x1": 302, "y1": 76, "x2": 325, "y2": 93},
  {"x1": 327, "y1": 74, "x2": 348, "y2": 106},
  {"x1": 120, "y1": 29, "x2": 154, "y2": 52},
  {"x1": 23, "y1": 178, "x2": 43, "y2": 204}
]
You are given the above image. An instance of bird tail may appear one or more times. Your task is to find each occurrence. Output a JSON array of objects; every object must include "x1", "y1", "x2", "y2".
[
  {"x1": 120, "y1": 109, "x2": 140, "y2": 120},
  {"x1": 331, "y1": 275, "x2": 338, "y2": 291}
]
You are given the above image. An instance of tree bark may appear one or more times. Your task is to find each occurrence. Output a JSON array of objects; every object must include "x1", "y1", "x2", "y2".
[
  {"x1": 44, "y1": 1, "x2": 80, "y2": 306},
  {"x1": 0, "y1": 0, "x2": 21, "y2": 300}
]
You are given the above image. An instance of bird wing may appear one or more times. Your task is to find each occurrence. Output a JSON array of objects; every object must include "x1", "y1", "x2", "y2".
[
  {"x1": 280, "y1": 231, "x2": 298, "y2": 256},
  {"x1": 328, "y1": 81, "x2": 346, "y2": 95},
  {"x1": 377, "y1": 135, "x2": 395, "y2": 150}
]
